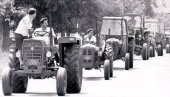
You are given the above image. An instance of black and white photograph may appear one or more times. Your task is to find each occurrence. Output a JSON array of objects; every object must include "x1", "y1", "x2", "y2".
[{"x1": 0, "y1": 0, "x2": 170, "y2": 97}]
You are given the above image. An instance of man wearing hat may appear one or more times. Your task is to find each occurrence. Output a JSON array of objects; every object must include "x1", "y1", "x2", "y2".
[
  {"x1": 33, "y1": 17, "x2": 56, "y2": 38},
  {"x1": 15, "y1": 7, "x2": 36, "y2": 64},
  {"x1": 84, "y1": 28, "x2": 96, "y2": 45}
]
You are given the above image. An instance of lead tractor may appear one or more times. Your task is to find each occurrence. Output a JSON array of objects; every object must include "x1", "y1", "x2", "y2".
[
  {"x1": 2, "y1": 29, "x2": 82, "y2": 96},
  {"x1": 124, "y1": 13, "x2": 150, "y2": 60}
]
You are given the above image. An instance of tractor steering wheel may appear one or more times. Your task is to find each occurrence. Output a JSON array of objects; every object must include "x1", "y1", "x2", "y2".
[{"x1": 34, "y1": 31, "x2": 49, "y2": 37}]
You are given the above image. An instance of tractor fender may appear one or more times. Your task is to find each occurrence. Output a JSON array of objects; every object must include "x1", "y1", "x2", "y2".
[{"x1": 81, "y1": 44, "x2": 99, "y2": 51}]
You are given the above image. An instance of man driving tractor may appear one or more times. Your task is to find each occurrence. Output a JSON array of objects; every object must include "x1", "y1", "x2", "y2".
[
  {"x1": 33, "y1": 17, "x2": 56, "y2": 38},
  {"x1": 84, "y1": 28, "x2": 96, "y2": 45}
]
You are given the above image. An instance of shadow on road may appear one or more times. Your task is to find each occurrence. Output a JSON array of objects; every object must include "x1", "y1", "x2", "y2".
[
  {"x1": 83, "y1": 77, "x2": 103, "y2": 81},
  {"x1": 25, "y1": 92, "x2": 58, "y2": 96},
  {"x1": 114, "y1": 67, "x2": 138, "y2": 71}
]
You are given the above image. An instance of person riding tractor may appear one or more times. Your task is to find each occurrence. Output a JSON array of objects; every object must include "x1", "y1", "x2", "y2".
[
  {"x1": 84, "y1": 28, "x2": 96, "y2": 45},
  {"x1": 2, "y1": 12, "x2": 82, "y2": 96}
]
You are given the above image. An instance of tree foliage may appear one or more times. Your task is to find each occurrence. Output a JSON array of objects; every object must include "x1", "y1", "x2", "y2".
[{"x1": 13, "y1": 0, "x2": 101, "y2": 34}]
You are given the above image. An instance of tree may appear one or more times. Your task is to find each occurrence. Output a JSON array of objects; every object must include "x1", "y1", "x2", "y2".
[{"x1": 13, "y1": 0, "x2": 101, "y2": 34}]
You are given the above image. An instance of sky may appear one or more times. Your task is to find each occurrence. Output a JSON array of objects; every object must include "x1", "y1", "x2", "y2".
[{"x1": 155, "y1": 0, "x2": 170, "y2": 13}]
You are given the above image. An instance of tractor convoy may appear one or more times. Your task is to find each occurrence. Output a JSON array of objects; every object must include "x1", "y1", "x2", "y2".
[{"x1": 1, "y1": 13, "x2": 167, "y2": 96}]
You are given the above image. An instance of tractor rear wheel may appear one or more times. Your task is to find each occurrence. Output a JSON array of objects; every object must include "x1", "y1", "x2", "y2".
[
  {"x1": 8, "y1": 54, "x2": 20, "y2": 70},
  {"x1": 64, "y1": 44, "x2": 82, "y2": 93},
  {"x1": 12, "y1": 74, "x2": 28, "y2": 93},
  {"x1": 104, "y1": 60, "x2": 110, "y2": 80},
  {"x1": 57, "y1": 67, "x2": 67, "y2": 96},
  {"x1": 2, "y1": 68, "x2": 12, "y2": 96}
]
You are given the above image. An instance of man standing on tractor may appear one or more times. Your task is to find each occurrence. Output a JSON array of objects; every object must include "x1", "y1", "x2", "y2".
[
  {"x1": 84, "y1": 28, "x2": 96, "y2": 45},
  {"x1": 15, "y1": 7, "x2": 36, "y2": 64}
]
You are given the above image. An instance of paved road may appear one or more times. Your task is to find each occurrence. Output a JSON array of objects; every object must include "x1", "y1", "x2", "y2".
[{"x1": 0, "y1": 53, "x2": 170, "y2": 97}]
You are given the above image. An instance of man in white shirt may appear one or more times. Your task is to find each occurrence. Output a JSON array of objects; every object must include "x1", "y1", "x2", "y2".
[
  {"x1": 15, "y1": 8, "x2": 36, "y2": 65},
  {"x1": 84, "y1": 28, "x2": 96, "y2": 45},
  {"x1": 33, "y1": 17, "x2": 56, "y2": 38},
  {"x1": 15, "y1": 8, "x2": 36, "y2": 50}
]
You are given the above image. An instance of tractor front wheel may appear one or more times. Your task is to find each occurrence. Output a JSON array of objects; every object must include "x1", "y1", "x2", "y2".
[
  {"x1": 166, "y1": 44, "x2": 170, "y2": 54},
  {"x1": 142, "y1": 43, "x2": 148, "y2": 60},
  {"x1": 158, "y1": 44, "x2": 163, "y2": 56},
  {"x1": 104, "y1": 60, "x2": 110, "y2": 80},
  {"x1": 149, "y1": 46, "x2": 154, "y2": 57},
  {"x1": 2, "y1": 68, "x2": 12, "y2": 96},
  {"x1": 125, "y1": 53, "x2": 130, "y2": 70},
  {"x1": 57, "y1": 67, "x2": 67, "y2": 96}
]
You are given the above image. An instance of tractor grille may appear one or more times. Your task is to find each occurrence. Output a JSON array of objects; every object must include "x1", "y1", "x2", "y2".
[
  {"x1": 23, "y1": 41, "x2": 42, "y2": 65},
  {"x1": 82, "y1": 49, "x2": 93, "y2": 63},
  {"x1": 83, "y1": 49, "x2": 92, "y2": 55}
]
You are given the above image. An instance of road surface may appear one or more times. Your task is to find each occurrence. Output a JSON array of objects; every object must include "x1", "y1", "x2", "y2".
[{"x1": 0, "y1": 53, "x2": 170, "y2": 97}]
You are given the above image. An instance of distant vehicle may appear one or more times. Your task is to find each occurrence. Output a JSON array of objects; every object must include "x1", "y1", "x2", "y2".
[
  {"x1": 124, "y1": 13, "x2": 149, "y2": 60},
  {"x1": 145, "y1": 18, "x2": 165, "y2": 56}
]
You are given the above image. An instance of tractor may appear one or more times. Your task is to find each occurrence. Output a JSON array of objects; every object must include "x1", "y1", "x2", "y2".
[
  {"x1": 81, "y1": 17, "x2": 134, "y2": 80},
  {"x1": 2, "y1": 28, "x2": 82, "y2": 96},
  {"x1": 100, "y1": 16, "x2": 134, "y2": 70},
  {"x1": 145, "y1": 19, "x2": 165, "y2": 56},
  {"x1": 165, "y1": 28, "x2": 170, "y2": 53},
  {"x1": 124, "y1": 13, "x2": 150, "y2": 60}
]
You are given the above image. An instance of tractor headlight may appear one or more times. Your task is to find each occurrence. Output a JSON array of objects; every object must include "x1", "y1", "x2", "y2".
[
  {"x1": 46, "y1": 51, "x2": 52, "y2": 58},
  {"x1": 9, "y1": 48, "x2": 15, "y2": 52},
  {"x1": 9, "y1": 53, "x2": 13, "y2": 58},
  {"x1": 16, "y1": 51, "x2": 21, "y2": 58}
]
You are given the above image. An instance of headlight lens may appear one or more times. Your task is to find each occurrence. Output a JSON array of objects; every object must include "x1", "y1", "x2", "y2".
[
  {"x1": 16, "y1": 52, "x2": 21, "y2": 58},
  {"x1": 46, "y1": 51, "x2": 51, "y2": 57}
]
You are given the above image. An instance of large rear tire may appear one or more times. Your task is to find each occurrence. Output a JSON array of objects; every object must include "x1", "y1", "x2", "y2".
[
  {"x1": 57, "y1": 67, "x2": 67, "y2": 96},
  {"x1": 104, "y1": 60, "x2": 110, "y2": 80},
  {"x1": 2, "y1": 68, "x2": 12, "y2": 96},
  {"x1": 8, "y1": 54, "x2": 20, "y2": 70},
  {"x1": 64, "y1": 44, "x2": 82, "y2": 93},
  {"x1": 12, "y1": 74, "x2": 28, "y2": 93},
  {"x1": 157, "y1": 44, "x2": 162, "y2": 56},
  {"x1": 166, "y1": 44, "x2": 170, "y2": 54},
  {"x1": 142, "y1": 43, "x2": 148, "y2": 60},
  {"x1": 125, "y1": 53, "x2": 130, "y2": 70}
]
